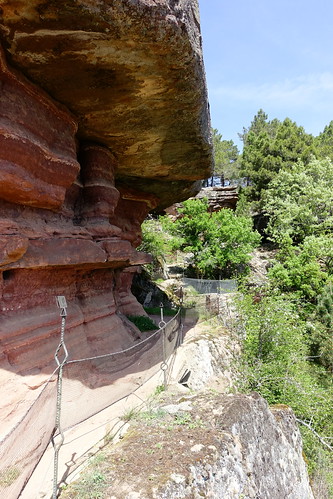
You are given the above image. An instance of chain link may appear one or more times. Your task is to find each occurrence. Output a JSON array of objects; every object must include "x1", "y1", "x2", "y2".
[
  {"x1": 51, "y1": 300, "x2": 181, "y2": 497},
  {"x1": 53, "y1": 300, "x2": 68, "y2": 499}
]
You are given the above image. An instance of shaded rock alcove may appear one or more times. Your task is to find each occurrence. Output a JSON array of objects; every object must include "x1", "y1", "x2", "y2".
[{"x1": 0, "y1": 1, "x2": 212, "y2": 383}]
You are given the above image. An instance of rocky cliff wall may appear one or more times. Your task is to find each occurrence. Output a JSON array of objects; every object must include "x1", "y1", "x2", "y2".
[
  {"x1": 0, "y1": 1, "x2": 212, "y2": 377},
  {"x1": 0, "y1": 47, "x2": 154, "y2": 375},
  {"x1": 0, "y1": 0, "x2": 212, "y2": 207},
  {"x1": 98, "y1": 392, "x2": 314, "y2": 498},
  {"x1": 195, "y1": 185, "x2": 239, "y2": 211}
]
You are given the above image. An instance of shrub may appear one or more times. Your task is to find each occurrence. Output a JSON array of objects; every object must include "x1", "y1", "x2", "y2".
[
  {"x1": 126, "y1": 315, "x2": 157, "y2": 331},
  {"x1": 162, "y1": 199, "x2": 261, "y2": 278}
]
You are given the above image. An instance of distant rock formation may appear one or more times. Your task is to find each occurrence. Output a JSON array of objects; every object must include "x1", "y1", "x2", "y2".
[
  {"x1": 0, "y1": 1, "x2": 213, "y2": 376},
  {"x1": 195, "y1": 185, "x2": 238, "y2": 211},
  {"x1": 165, "y1": 185, "x2": 238, "y2": 216}
]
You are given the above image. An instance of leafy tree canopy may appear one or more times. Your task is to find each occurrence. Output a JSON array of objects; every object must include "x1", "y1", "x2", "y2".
[
  {"x1": 315, "y1": 120, "x2": 333, "y2": 161},
  {"x1": 263, "y1": 157, "x2": 333, "y2": 245},
  {"x1": 315, "y1": 282, "x2": 333, "y2": 368},
  {"x1": 240, "y1": 110, "x2": 316, "y2": 203},
  {"x1": 267, "y1": 250, "x2": 328, "y2": 302},
  {"x1": 139, "y1": 218, "x2": 182, "y2": 274},
  {"x1": 236, "y1": 292, "x2": 333, "y2": 482},
  {"x1": 162, "y1": 199, "x2": 260, "y2": 278}
]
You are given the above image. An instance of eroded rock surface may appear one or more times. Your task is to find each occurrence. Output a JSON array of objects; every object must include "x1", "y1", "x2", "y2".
[
  {"x1": 0, "y1": 52, "x2": 154, "y2": 375},
  {"x1": 0, "y1": 0, "x2": 212, "y2": 208},
  {"x1": 56, "y1": 309, "x2": 313, "y2": 499},
  {"x1": 0, "y1": 1, "x2": 212, "y2": 381},
  {"x1": 68, "y1": 392, "x2": 314, "y2": 499},
  {"x1": 195, "y1": 185, "x2": 239, "y2": 211},
  {"x1": 0, "y1": 4, "x2": 214, "y2": 498}
]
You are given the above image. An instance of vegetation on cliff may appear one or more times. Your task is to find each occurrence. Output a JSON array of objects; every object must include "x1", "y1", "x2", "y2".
[
  {"x1": 139, "y1": 111, "x2": 333, "y2": 496},
  {"x1": 141, "y1": 200, "x2": 260, "y2": 279}
]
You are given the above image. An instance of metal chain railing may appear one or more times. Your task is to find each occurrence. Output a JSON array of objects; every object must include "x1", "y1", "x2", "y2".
[
  {"x1": 159, "y1": 302, "x2": 168, "y2": 390},
  {"x1": 50, "y1": 298, "x2": 182, "y2": 497},
  {"x1": 52, "y1": 297, "x2": 69, "y2": 499},
  {"x1": 0, "y1": 296, "x2": 184, "y2": 499}
]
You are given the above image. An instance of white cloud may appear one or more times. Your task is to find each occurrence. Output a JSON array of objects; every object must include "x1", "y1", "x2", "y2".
[{"x1": 211, "y1": 73, "x2": 333, "y2": 110}]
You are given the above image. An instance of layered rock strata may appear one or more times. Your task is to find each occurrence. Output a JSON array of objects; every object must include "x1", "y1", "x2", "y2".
[
  {"x1": 195, "y1": 185, "x2": 239, "y2": 211},
  {"x1": 0, "y1": 55, "x2": 167, "y2": 378},
  {"x1": 0, "y1": 0, "x2": 211, "y2": 374},
  {"x1": 0, "y1": 1, "x2": 212, "y2": 381},
  {"x1": 165, "y1": 185, "x2": 239, "y2": 217},
  {"x1": 0, "y1": 7, "x2": 213, "y2": 499},
  {"x1": 0, "y1": 50, "x2": 154, "y2": 375},
  {"x1": 0, "y1": 0, "x2": 212, "y2": 208}
]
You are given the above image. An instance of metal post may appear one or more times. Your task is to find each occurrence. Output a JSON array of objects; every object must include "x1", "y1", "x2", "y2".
[
  {"x1": 52, "y1": 296, "x2": 68, "y2": 499},
  {"x1": 179, "y1": 286, "x2": 184, "y2": 344},
  {"x1": 159, "y1": 302, "x2": 167, "y2": 390}
]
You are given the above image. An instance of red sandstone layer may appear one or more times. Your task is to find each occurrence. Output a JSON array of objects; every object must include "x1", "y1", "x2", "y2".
[{"x1": 0, "y1": 49, "x2": 156, "y2": 380}]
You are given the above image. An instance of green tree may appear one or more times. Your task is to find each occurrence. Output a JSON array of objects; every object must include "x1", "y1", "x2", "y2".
[
  {"x1": 240, "y1": 111, "x2": 315, "y2": 203},
  {"x1": 263, "y1": 157, "x2": 333, "y2": 245},
  {"x1": 314, "y1": 282, "x2": 333, "y2": 370},
  {"x1": 139, "y1": 218, "x2": 182, "y2": 274},
  {"x1": 239, "y1": 108, "x2": 272, "y2": 144},
  {"x1": 162, "y1": 199, "x2": 260, "y2": 278},
  {"x1": 267, "y1": 250, "x2": 328, "y2": 302},
  {"x1": 236, "y1": 292, "x2": 333, "y2": 488},
  {"x1": 317, "y1": 282, "x2": 333, "y2": 328},
  {"x1": 212, "y1": 128, "x2": 239, "y2": 185},
  {"x1": 302, "y1": 235, "x2": 333, "y2": 274},
  {"x1": 239, "y1": 109, "x2": 279, "y2": 198},
  {"x1": 315, "y1": 120, "x2": 333, "y2": 161}
]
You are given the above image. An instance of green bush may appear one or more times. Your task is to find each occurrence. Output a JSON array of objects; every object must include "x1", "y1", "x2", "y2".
[
  {"x1": 268, "y1": 251, "x2": 328, "y2": 302},
  {"x1": 312, "y1": 282, "x2": 333, "y2": 370},
  {"x1": 126, "y1": 315, "x2": 157, "y2": 331},
  {"x1": 162, "y1": 199, "x2": 261, "y2": 278},
  {"x1": 263, "y1": 157, "x2": 333, "y2": 245},
  {"x1": 235, "y1": 292, "x2": 333, "y2": 486},
  {"x1": 138, "y1": 218, "x2": 182, "y2": 274}
]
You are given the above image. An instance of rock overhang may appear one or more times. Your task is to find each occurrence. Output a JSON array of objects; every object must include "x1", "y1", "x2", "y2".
[
  {"x1": 0, "y1": 5, "x2": 215, "y2": 487},
  {"x1": 0, "y1": 0, "x2": 213, "y2": 209},
  {"x1": 0, "y1": 0, "x2": 213, "y2": 382}
]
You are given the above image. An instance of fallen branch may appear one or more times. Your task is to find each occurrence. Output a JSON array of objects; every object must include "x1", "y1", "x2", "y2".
[{"x1": 295, "y1": 418, "x2": 333, "y2": 452}]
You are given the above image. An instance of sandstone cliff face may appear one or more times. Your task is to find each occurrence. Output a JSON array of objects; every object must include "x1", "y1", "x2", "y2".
[
  {"x1": 0, "y1": 49, "x2": 154, "y2": 374},
  {"x1": 165, "y1": 186, "x2": 239, "y2": 217},
  {"x1": 0, "y1": 0, "x2": 212, "y2": 207},
  {"x1": 0, "y1": 1, "x2": 212, "y2": 376}
]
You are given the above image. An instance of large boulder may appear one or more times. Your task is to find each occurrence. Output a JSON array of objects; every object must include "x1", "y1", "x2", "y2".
[{"x1": 65, "y1": 392, "x2": 314, "y2": 499}]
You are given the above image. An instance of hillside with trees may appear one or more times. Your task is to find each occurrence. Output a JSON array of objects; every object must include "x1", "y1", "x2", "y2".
[{"x1": 139, "y1": 113, "x2": 333, "y2": 497}]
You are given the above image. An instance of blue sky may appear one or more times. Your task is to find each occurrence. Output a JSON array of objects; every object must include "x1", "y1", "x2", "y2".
[{"x1": 199, "y1": 0, "x2": 333, "y2": 149}]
